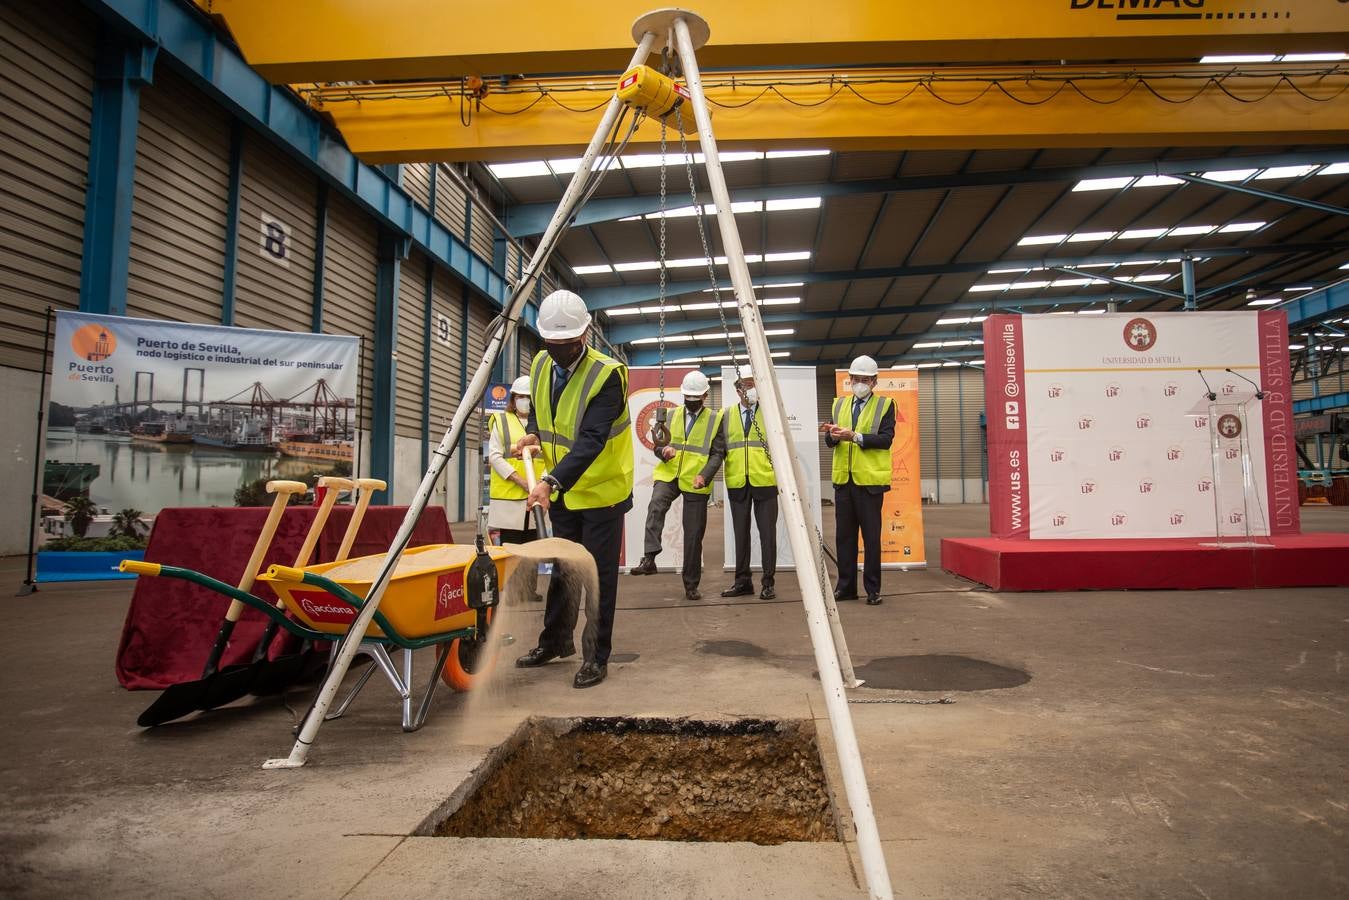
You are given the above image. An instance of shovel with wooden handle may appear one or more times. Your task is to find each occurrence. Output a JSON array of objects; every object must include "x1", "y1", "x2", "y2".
[
  {"x1": 246, "y1": 476, "x2": 354, "y2": 695},
  {"x1": 521, "y1": 445, "x2": 549, "y2": 542},
  {"x1": 136, "y1": 480, "x2": 308, "y2": 727}
]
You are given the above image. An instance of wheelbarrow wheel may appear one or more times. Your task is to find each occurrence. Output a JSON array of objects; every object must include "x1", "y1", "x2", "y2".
[{"x1": 441, "y1": 608, "x2": 496, "y2": 691}]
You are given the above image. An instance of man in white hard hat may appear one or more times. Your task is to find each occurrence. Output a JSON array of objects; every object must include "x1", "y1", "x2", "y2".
[
  {"x1": 486, "y1": 375, "x2": 545, "y2": 601},
  {"x1": 628, "y1": 370, "x2": 725, "y2": 601},
  {"x1": 512, "y1": 290, "x2": 634, "y2": 688},
  {"x1": 821, "y1": 355, "x2": 895, "y2": 605},
  {"x1": 720, "y1": 364, "x2": 778, "y2": 600}
]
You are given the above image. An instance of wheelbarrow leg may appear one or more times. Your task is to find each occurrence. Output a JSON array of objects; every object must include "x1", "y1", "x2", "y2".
[
  {"x1": 325, "y1": 643, "x2": 380, "y2": 721},
  {"x1": 405, "y1": 643, "x2": 454, "y2": 733}
]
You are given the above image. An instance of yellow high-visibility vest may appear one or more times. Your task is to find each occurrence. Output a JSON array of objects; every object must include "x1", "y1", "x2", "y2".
[
  {"x1": 830, "y1": 394, "x2": 893, "y2": 487},
  {"x1": 488, "y1": 411, "x2": 545, "y2": 501},
  {"x1": 653, "y1": 406, "x2": 723, "y2": 495},
  {"x1": 529, "y1": 347, "x2": 634, "y2": 509},
  {"x1": 722, "y1": 404, "x2": 775, "y2": 489}
]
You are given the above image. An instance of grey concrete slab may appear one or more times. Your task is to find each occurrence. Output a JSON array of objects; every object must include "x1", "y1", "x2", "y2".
[{"x1": 2, "y1": 504, "x2": 1347, "y2": 898}]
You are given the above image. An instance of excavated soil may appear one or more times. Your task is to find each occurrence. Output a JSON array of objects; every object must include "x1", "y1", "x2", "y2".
[{"x1": 428, "y1": 717, "x2": 837, "y2": 844}]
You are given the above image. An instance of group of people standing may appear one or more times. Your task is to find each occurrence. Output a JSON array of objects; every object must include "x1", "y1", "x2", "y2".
[{"x1": 486, "y1": 289, "x2": 897, "y2": 691}]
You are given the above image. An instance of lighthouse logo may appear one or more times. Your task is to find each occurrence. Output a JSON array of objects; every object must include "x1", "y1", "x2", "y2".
[{"x1": 71, "y1": 323, "x2": 117, "y2": 361}]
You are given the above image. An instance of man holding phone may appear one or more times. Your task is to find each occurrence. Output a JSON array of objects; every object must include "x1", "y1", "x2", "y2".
[{"x1": 821, "y1": 355, "x2": 894, "y2": 606}]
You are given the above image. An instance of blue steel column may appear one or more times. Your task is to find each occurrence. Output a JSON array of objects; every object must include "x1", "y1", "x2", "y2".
[
  {"x1": 79, "y1": 28, "x2": 156, "y2": 315},
  {"x1": 457, "y1": 289, "x2": 470, "y2": 522},
  {"x1": 492, "y1": 224, "x2": 510, "y2": 382},
  {"x1": 311, "y1": 182, "x2": 328, "y2": 332},
  {"x1": 220, "y1": 121, "x2": 244, "y2": 325},
  {"x1": 1182, "y1": 257, "x2": 1197, "y2": 311},
  {"x1": 371, "y1": 229, "x2": 405, "y2": 504}
]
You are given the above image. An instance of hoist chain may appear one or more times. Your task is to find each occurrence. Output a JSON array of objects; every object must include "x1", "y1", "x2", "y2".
[
  {"x1": 656, "y1": 117, "x2": 668, "y2": 407},
  {"x1": 847, "y1": 696, "x2": 956, "y2": 705}
]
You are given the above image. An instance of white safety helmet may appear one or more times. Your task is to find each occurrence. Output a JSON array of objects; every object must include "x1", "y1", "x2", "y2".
[
  {"x1": 510, "y1": 375, "x2": 531, "y2": 396},
  {"x1": 848, "y1": 355, "x2": 880, "y2": 377},
  {"x1": 681, "y1": 370, "x2": 710, "y2": 397},
  {"x1": 735, "y1": 364, "x2": 754, "y2": 382},
  {"x1": 537, "y1": 289, "x2": 592, "y2": 340}
]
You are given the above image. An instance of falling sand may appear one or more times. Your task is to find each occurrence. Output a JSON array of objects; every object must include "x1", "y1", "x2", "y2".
[{"x1": 454, "y1": 536, "x2": 602, "y2": 734}]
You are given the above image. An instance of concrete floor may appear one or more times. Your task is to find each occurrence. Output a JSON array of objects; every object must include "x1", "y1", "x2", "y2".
[{"x1": 2, "y1": 504, "x2": 1347, "y2": 898}]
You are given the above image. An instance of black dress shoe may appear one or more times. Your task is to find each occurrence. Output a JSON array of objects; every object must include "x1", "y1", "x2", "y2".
[
  {"x1": 833, "y1": 590, "x2": 858, "y2": 602},
  {"x1": 515, "y1": 645, "x2": 574, "y2": 668},
  {"x1": 685, "y1": 587, "x2": 702, "y2": 601},
  {"x1": 759, "y1": 584, "x2": 776, "y2": 600},
  {"x1": 866, "y1": 594, "x2": 882, "y2": 606},
  {"x1": 720, "y1": 583, "x2": 754, "y2": 598},
  {"x1": 573, "y1": 662, "x2": 607, "y2": 688},
  {"x1": 629, "y1": 556, "x2": 657, "y2": 575}
]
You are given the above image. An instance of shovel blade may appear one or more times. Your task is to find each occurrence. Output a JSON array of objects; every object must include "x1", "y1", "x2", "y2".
[{"x1": 136, "y1": 665, "x2": 257, "y2": 727}]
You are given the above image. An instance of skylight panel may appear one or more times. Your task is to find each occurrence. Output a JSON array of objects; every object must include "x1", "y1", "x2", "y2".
[
  {"x1": 1319, "y1": 162, "x2": 1349, "y2": 176},
  {"x1": 1219, "y1": 221, "x2": 1265, "y2": 233},
  {"x1": 1133, "y1": 175, "x2": 1184, "y2": 188},
  {"x1": 572, "y1": 264, "x2": 614, "y2": 275},
  {"x1": 1168, "y1": 225, "x2": 1216, "y2": 237},
  {"x1": 1247, "y1": 297, "x2": 1281, "y2": 306},
  {"x1": 1281, "y1": 52, "x2": 1347, "y2": 63},
  {"x1": 1200, "y1": 54, "x2": 1276, "y2": 64},
  {"x1": 1117, "y1": 228, "x2": 1168, "y2": 240},
  {"x1": 1072, "y1": 177, "x2": 1134, "y2": 192},
  {"x1": 765, "y1": 150, "x2": 830, "y2": 159},
  {"x1": 487, "y1": 161, "x2": 552, "y2": 179},
  {"x1": 1200, "y1": 169, "x2": 1258, "y2": 182},
  {"x1": 1017, "y1": 234, "x2": 1067, "y2": 247},
  {"x1": 765, "y1": 197, "x2": 823, "y2": 211},
  {"x1": 1254, "y1": 166, "x2": 1318, "y2": 180},
  {"x1": 1066, "y1": 231, "x2": 1116, "y2": 243}
]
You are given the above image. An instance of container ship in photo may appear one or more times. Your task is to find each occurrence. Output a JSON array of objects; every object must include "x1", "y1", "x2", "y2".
[
  {"x1": 276, "y1": 433, "x2": 353, "y2": 462},
  {"x1": 131, "y1": 421, "x2": 194, "y2": 445}
]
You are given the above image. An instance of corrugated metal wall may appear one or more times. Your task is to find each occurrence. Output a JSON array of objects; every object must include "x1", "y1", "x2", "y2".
[
  {"x1": 321, "y1": 193, "x2": 377, "y2": 433},
  {"x1": 402, "y1": 162, "x2": 433, "y2": 210},
  {"x1": 0, "y1": 0, "x2": 93, "y2": 371},
  {"x1": 431, "y1": 164, "x2": 469, "y2": 237},
  {"x1": 428, "y1": 266, "x2": 465, "y2": 437},
  {"x1": 395, "y1": 252, "x2": 429, "y2": 439},
  {"x1": 126, "y1": 69, "x2": 229, "y2": 324},
  {"x1": 233, "y1": 133, "x2": 317, "y2": 333},
  {"x1": 464, "y1": 296, "x2": 493, "y2": 444}
]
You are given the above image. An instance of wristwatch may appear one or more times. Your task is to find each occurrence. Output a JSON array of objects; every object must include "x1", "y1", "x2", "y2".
[{"x1": 541, "y1": 474, "x2": 563, "y2": 492}]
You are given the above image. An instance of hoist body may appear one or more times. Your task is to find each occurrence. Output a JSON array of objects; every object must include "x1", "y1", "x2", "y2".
[{"x1": 616, "y1": 66, "x2": 698, "y2": 134}]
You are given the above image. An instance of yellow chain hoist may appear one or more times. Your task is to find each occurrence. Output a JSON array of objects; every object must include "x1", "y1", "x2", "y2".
[{"x1": 616, "y1": 66, "x2": 699, "y2": 134}]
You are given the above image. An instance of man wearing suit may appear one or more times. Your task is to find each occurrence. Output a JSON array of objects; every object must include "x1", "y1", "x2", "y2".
[
  {"x1": 720, "y1": 365, "x2": 778, "y2": 600},
  {"x1": 822, "y1": 355, "x2": 895, "y2": 606}
]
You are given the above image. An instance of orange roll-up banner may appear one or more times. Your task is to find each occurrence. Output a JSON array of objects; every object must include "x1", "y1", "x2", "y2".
[{"x1": 833, "y1": 369, "x2": 927, "y2": 569}]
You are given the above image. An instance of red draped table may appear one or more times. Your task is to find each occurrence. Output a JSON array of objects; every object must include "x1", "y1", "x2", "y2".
[{"x1": 116, "y1": 505, "x2": 452, "y2": 690}]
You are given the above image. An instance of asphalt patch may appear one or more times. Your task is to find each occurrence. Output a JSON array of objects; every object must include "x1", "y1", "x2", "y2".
[
  {"x1": 695, "y1": 639, "x2": 768, "y2": 658},
  {"x1": 853, "y1": 654, "x2": 1030, "y2": 692}
]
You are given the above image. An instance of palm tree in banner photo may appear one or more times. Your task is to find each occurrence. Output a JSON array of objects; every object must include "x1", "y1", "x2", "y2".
[
  {"x1": 63, "y1": 495, "x2": 98, "y2": 538},
  {"x1": 111, "y1": 508, "x2": 148, "y2": 540}
]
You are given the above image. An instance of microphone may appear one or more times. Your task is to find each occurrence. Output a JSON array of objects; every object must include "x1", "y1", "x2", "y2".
[
  {"x1": 1226, "y1": 368, "x2": 1265, "y2": 400},
  {"x1": 1196, "y1": 369, "x2": 1216, "y2": 402}
]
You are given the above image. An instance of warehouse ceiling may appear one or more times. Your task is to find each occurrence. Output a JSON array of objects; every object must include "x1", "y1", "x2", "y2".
[
  {"x1": 195, "y1": 0, "x2": 1349, "y2": 367},
  {"x1": 478, "y1": 144, "x2": 1349, "y2": 367}
]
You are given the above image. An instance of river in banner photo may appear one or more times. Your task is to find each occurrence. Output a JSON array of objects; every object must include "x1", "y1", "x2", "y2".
[{"x1": 44, "y1": 427, "x2": 351, "y2": 512}]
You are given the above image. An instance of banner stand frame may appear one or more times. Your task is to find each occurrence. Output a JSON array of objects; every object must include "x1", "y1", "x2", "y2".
[{"x1": 18, "y1": 306, "x2": 53, "y2": 597}]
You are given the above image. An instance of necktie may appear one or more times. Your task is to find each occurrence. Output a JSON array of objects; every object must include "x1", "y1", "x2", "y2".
[
  {"x1": 551, "y1": 363, "x2": 570, "y2": 409},
  {"x1": 853, "y1": 398, "x2": 864, "y2": 423},
  {"x1": 743, "y1": 406, "x2": 753, "y2": 436}
]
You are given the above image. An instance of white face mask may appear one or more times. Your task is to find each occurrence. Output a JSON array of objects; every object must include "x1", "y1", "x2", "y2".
[
  {"x1": 744, "y1": 387, "x2": 758, "y2": 405},
  {"x1": 851, "y1": 382, "x2": 872, "y2": 399},
  {"x1": 515, "y1": 397, "x2": 531, "y2": 415}
]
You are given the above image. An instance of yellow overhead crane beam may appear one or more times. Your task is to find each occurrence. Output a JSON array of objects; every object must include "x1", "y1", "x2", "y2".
[
  {"x1": 205, "y1": 0, "x2": 1347, "y2": 83},
  {"x1": 307, "y1": 65, "x2": 1349, "y2": 163}
]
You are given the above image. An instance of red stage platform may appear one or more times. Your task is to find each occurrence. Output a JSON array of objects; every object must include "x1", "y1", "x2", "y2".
[{"x1": 941, "y1": 533, "x2": 1349, "y2": 592}]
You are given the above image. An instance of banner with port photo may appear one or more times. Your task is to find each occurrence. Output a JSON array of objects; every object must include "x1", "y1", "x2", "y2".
[
  {"x1": 982, "y1": 311, "x2": 1298, "y2": 540},
  {"x1": 721, "y1": 365, "x2": 823, "y2": 572},
  {"x1": 623, "y1": 366, "x2": 698, "y2": 570},
  {"x1": 45, "y1": 311, "x2": 360, "y2": 535},
  {"x1": 833, "y1": 369, "x2": 928, "y2": 569}
]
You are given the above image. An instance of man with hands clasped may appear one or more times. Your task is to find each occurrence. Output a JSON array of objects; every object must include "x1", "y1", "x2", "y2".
[{"x1": 821, "y1": 355, "x2": 895, "y2": 606}]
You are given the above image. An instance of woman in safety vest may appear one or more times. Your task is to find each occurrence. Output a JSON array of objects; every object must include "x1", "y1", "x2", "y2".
[{"x1": 487, "y1": 375, "x2": 546, "y2": 601}]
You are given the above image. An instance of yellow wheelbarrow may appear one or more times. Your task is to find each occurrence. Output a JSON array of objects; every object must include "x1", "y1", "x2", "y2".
[{"x1": 122, "y1": 541, "x2": 517, "y2": 732}]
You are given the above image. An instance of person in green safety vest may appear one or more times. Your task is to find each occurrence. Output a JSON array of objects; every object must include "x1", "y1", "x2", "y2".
[
  {"x1": 486, "y1": 374, "x2": 546, "y2": 602},
  {"x1": 821, "y1": 355, "x2": 895, "y2": 606},
  {"x1": 512, "y1": 290, "x2": 634, "y2": 689},
  {"x1": 720, "y1": 365, "x2": 779, "y2": 601},
  {"x1": 629, "y1": 370, "x2": 726, "y2": 601}
]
